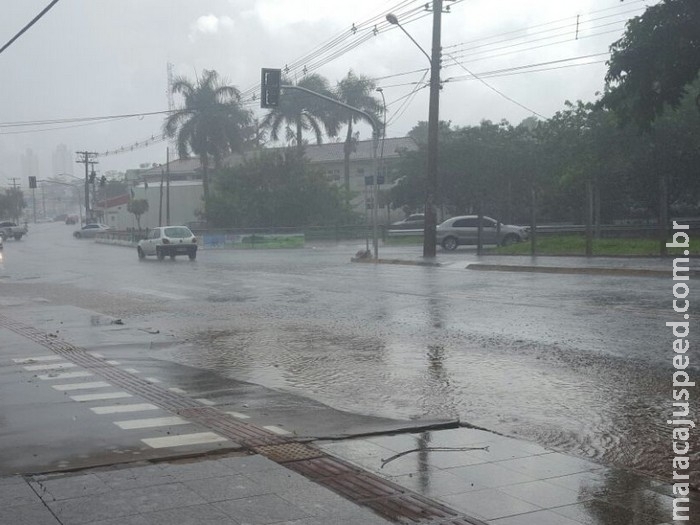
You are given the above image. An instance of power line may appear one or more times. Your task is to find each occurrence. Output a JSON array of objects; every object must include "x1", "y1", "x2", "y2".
[
  {"x1": 444, "y1": 52, "x2": 547, "y2": 119},
  {"x1": 0, "y1": 0, "x2": 61, "y2": 56}
]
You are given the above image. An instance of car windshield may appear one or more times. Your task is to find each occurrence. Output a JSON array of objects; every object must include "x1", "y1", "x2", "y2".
[{"x1": 164, "y1": 227, "x2": 192, "y2": 238}]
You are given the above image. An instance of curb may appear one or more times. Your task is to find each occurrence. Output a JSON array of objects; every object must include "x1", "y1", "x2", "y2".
[
  {"x1": 350, "y1": 257, "x2": 441, "y2": 267},
  {"x1": 465, "y1": 263, "x2": 693, "y2": 277}
]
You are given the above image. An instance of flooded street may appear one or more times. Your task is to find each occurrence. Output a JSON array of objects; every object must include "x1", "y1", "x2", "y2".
[{"x1": 3, "y1": 222, "x2": 697, "y2": 485}]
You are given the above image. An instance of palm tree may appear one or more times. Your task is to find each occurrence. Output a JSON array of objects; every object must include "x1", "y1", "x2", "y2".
[
  {"x1": 164, "y1": 69, "x2": 251, "y2": 221},
  {"x1": 261, "y1": 73, "x2": 338, "y2": 151},
  {"x1": 335, "y1": 71, "x2": 382, "y2": 194}
]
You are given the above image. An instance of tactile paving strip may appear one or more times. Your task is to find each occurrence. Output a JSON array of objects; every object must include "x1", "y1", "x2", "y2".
[{"x1": 1, "y1": 314, "x2": 488, "y2": 524}]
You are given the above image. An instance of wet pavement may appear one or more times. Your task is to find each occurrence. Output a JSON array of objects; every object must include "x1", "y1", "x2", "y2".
[{"x1": 0, "y1": 223, "x2": 698, "y2": 524}]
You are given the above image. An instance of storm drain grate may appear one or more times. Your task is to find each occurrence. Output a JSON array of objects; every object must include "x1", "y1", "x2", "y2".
[
  {"x1": 1, "y1": 314, "x2": 488, "y2": 525},
  {"x1": 254, "y1": 443, "x2": 325, "y2": 463}
]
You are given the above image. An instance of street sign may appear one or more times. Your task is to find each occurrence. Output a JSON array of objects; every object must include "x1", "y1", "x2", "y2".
[
  {"x1": 261, "y1": 68, "x2": 281, "y2": 108},
  {"x1": 28, "y1": 176, "x2": 37, "y2": 189}
]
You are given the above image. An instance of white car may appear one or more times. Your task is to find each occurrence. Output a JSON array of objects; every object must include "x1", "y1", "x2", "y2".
[
  {"x1": 137, "y1": 226, "x2": 198, "y2": 260},
  {"x1": 437, "y1": 215, "x2": 529, "y2": 250},
  {"x1": 73, "y1": 223, "x2": 111, "y2": 239}
]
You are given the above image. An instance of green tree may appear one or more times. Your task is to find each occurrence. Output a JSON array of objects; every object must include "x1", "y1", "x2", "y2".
[
  {"x1": 0, "y1": 188, "x2": 26, "y2": 221},
  {"x1": 335, "y1": 71, "x2": 382, "y2": 194},
  {"x1": 602, "y1": 0, "x2": 700, "y2": 127},
  {"x1": 163, "y1": 69, "x2": 251, "y2": 221},
  {"x1": 261, "y1": 73, "x2": 338, "y2": 151},
  {"x1": 127, "y1": 198, "x2": 149, "y2": 230},
  {"x1": 208, "y1": 150, "x2": 356, "y2": 228}
]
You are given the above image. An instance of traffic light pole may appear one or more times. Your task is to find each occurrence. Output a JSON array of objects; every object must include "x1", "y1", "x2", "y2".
[{"x1": 76, "y1": 151, "x2": 97, "y2": 223}]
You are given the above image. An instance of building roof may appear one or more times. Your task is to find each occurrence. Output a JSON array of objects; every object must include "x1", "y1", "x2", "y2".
[
  {"x1": 140, "y1": 157, "x2": 202, "y2": 177},
  {"x1": 302, "y1": 137, "x2": 417, "y2": 163}
]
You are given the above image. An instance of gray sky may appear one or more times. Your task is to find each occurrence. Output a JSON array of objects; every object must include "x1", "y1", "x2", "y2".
[{"x1": 0, "y1": 0, "x2": 653, "y2": 184}]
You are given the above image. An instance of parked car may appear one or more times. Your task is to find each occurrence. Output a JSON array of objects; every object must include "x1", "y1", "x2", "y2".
[
  {"x1": 137, "y1": 226, "x2": 198, "y2": 260},
  {"x1": 73, "y1": 223, "x2": 110, "y2": 238},
  {"x1": 0, "y1": 220, "x2": 28, "y2": 240},
  {"x1": 436, "y1": 216, "x2": 528, "y2": 250},
  {"x1": 390, "y1": 213, "x2": 425, "y2": 231},
  {"x1": 65, "y1": 215, "x2": 79, "y2": 225}
]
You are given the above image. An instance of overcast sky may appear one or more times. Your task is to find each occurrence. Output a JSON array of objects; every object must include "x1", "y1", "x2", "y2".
[{"x1": 0, "y1": 0, "x2": 653, "y2": 185}]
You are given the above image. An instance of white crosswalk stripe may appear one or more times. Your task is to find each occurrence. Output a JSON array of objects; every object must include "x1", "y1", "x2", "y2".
[
  {"x1": 24, "y1": 362, "x2": 76, "y2": 371},
  {"x1": 114, "y1": 416, "x2": 188, "y2": 430},
  {"x1": 70, "y1": 392, "x2": 132, "y2": 402},
  {"x1": 52, "y1": 381, "x2": 111, "y2": 391},
  {"x1": 91, "y1": 403, "x2": 159, "y2": 414},
  {"x1": 141, "y1": 432, "x2": 227, "y2": 448}
]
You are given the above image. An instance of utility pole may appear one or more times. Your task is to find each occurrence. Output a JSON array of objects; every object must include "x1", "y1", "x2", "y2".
[
  {"x1": 424, "y1": 0, "x2": 443, "y2": 258},
  {"x1": 76, "y1": 151, "x2": 97, "y2": 223}
]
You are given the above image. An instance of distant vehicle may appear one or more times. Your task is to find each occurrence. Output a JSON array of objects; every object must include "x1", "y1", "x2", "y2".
[
  {"x1": 54, "y1": 214, "x2": 68, "y2": 222},
  {"x1": 0, "y1": 220, "x2": 28, "y2": 240},
  {"x1": 436, "y1": 216, "x2": 529, "y2": 250},
  {"x1": 73, "y1": 223, "x2": 110, "y2": 239},
  {"x1": 390, "y1": 213, "x2": 425, "y2": 231},
  {"x1": 65, "y1": 215, "x2": 79, "y2": 225},
  {"x1": 137, "y1": 226, "x2": 198, "y2": 260}
]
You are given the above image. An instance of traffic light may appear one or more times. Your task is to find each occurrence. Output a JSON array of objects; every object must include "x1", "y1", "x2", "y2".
[
  {"x1": 261, "y1": 68, "x2": 281, "y2": 108},
  {"x1": 28, "y1": 176, "x2": 37, "y2": 189},
  {"x1": 100, "y1": 175, "x2": 107, "y2": 187}
]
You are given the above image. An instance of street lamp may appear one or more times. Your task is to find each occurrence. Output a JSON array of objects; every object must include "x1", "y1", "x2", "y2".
[
  {"x1": 386, "y1": 4, "x2": 442, "y2": 257},
  {"x1": 376, "y1": 87, "x2": 387, "y2": 226}
]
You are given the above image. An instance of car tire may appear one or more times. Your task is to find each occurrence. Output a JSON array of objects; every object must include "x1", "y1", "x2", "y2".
[
  {"x1": 501, "y1": 234, "x2": 519, "y2": 247},
  {"x1": 74, "y1": 232, "x2": 81, "y2": 239},
  {"x1": 442, "y1": 236, "x2": 458, "y2": 251},
  {"x1": 170, "y1": 253, "x2": 176, "y2": 260},
  {"x1": 156, "y1": 247, "x2": 165, "y2": 260},
  {"x1": 137, "y1": 247, "x2": 145, "y2": 260},
  {"x1": 188, "y1": 249, "x2": 197, "y2": 261},
  {"x1": 14, "y1": 234, "x2": 22, "y2": 241}
]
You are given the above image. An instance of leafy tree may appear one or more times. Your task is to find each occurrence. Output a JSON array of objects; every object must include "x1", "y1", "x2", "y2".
[
  {"x1": 335, "y1": 71, "x2": 382, "y2": 194},
  {"x1": 0, "y1": 188, "x2": 26, "y2": 221},
  {"x1": 261, "y1": 73, "x2": 338, "y2": 151},
  {"x1": 208, "y1": 150, "x2": 356, "y2": 228},
  {"x1": 602, "y1": 0, "x2": 700, "y2": 127},
  {"x1": 163, "y1": 69, "x2": 252, "y2": 221},
  {"x1": 127, "y1": 198, "x2": 149, "y2": 230}
]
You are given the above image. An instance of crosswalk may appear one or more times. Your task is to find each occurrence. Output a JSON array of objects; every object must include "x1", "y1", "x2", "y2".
[{"x1": 12, "y1": 354, "x2": 235, "y2": 451}]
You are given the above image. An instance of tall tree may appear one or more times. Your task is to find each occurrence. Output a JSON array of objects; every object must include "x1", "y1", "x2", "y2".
[
  {"x1": 335, "y1": 71, "x2": 382, "y2": 194},
  {"x1": 602, "y1": 0, "x2": 700, "y2": 128},
  {"x1": 261, "y1": 73, "x2": 338, "y2": 151},
  {"x1": 163, "y1": 69, "x2": 251, "y2": 221}
]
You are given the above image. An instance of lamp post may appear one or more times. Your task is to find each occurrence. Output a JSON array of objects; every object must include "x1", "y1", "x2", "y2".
[
  {"x1": 376, "y1": 87, "x2": 387, "y2": 225},
  {"x1": 386, "y1": 2, "x2": 442, "y2": 257}
]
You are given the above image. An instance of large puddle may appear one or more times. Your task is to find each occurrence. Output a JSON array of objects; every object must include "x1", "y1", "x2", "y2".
[{"x1": 168, "y1": 320, "x2": 698, "y2": 486}]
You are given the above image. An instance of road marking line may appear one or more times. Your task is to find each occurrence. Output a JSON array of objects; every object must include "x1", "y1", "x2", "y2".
[
  {"x1": 88, "y1": 352, "x2": 105, "y2": 358},
  {"x1": 114, "y1": 416, "x2": 188, "y2": 430},
  {"x1": 37, "y1": 371, "x2": 94, "y2": 380},
  {"x1": 144, "y1": 377, "x2": 161, "y2": 383},
  {"x1": 124, "y1": 368, "x2": 140, "y2": 374},
  {"x1": 12, "y1": 355, "x2": 62, "y2": 364},
  {"x1": 263, "y1": 425, "x2": 292, "y2": 436},
  {"x1": 106, "y1": 360, "x2": 120, "y2": 365},
  {"x1": 90, "y1": 403, "x2": 159, "y2": 414},
  {"x1": 141, "y1": 432, "x2": 227, "y2": 449},
  {"x1": 70, "y1": 392, "x2": 132, "y2": 402},
  {"x1": 122, "y1": 287, "x2": 189, "y2": 300},
  {"x1": 168, "y1": 387, "x2": 187, "y2": 394},
  {"x1": 24, "y1": 362, "x2": 76, "y2": 371},
  {"x1": 226, "y1": 411, "x2": 250, "y2": 419},
  {"x1": 195, "y1": 398, "x2": 216, "y2": 406},
  {"x1": 52, "y1": 381, "x2": 111, "y2": 391}
]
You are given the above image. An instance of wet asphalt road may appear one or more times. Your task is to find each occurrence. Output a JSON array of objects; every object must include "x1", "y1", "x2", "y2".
[{"x1": 1, "y1": 222, "x2": 697, "y2": 483}]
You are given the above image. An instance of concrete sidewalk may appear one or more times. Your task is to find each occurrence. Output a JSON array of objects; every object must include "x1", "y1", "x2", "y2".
[{"x1": 2, "y1": 453, "x2": 393, "y2": 525}]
